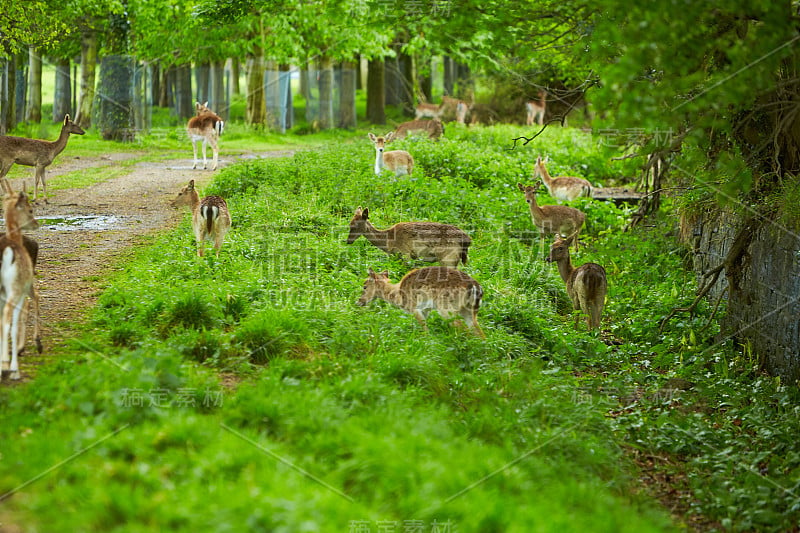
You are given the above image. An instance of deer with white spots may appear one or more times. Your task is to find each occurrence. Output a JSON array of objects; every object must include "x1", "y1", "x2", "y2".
[
  {"x1": 546, "y1": 238, "x2": 607, "y2": 331},
  {"x1": 0, "y1": 114, "x2": 85, "y2": 203},
  {"x1": 517, "y1": 182, "x2": 585, "y2": 250},
  {"x1": 526, "y1": 90, "x2": 547, "y2": 126},
  {"x1": 357, "y1": 267, "x2": 485, "y2": 337},
  {"x1": 187, "y1": 102, "x2": 224, "y2": 171},
  {"x1": 171, "y1": 179, "x2": 231, "y2": 257},
  {"x1": 534, "y1": 156, "x2": 593, "y2": 202},
  {"x1": 0, "y1": 179, "x2": 41, "y2": 380},
  {"x1": 367, "y1": 132, "x2": 414, "y2": 177}
]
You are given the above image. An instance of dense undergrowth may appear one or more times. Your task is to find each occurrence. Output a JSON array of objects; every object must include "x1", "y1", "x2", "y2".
[{"x1": 1, "y1": 124, "x2": 798, "y2": 531}]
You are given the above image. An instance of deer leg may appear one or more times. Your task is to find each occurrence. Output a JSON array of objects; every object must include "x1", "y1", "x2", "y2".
[
  {"x1": 191, "y1": 139, "x2": 199, "y2": 169},
  {"x1": 37, "y1": 167, "x2": 48, "y2": 204},
  {"x1": 209, "y1": 137, "x2": 219, "y2": 171},
  {"x1": 28, "y1": 287, "x2": 42, "y2": 353},
  {"x1": 9, "y1": 295, "x2": 24, "y2": 379},
  {"x1": 201, "y1": 139, "x2": 208, "y2": 170}
]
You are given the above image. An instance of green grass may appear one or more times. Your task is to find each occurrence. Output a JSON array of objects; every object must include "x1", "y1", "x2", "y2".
[{"x1": 1, "y1": 124, "x2": 798, "y2": 531}]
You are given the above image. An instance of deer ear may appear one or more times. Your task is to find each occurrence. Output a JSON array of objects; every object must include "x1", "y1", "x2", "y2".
[
  {"x1": 362, "y1": 207, "x2": 369, "y2": 219},
  {"x1": 188, "y1": 180, "x2": 195, "y2": 189},
  {"x1": 64, "y1": 115, "x2": 69, "y2": 126},
  {"x1": 368, "y1": 268, "x2": 377, "y2": 277},
  {"x1": 367, "y1": 133, "x2": 376, "y2": 142},
  {"x1": 385, "y1": 131, "x2": 395, "y2": 142},
  {"x1": 516, "y1": 182, "x2": 525, "y2": 191},
  {"x1": 380, "y1": 270, "x2": 389, "y2": 278}
]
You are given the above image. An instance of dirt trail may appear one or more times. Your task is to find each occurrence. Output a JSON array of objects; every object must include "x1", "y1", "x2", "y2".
[{"x1": 10, "y1": 150, "x2": 292, "y2": 379}]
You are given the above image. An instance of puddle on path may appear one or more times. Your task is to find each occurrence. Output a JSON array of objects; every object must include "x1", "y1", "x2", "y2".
[{"x1": 34, "y1": 215, "x2": 126, "y2": 231}]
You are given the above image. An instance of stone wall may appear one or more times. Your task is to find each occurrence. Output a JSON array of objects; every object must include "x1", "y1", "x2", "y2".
[{"x1": 689, "y1": 211, "x2": 800, "y2": 384}]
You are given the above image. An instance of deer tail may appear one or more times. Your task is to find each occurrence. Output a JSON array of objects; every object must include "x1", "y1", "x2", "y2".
[{"x1": 203, "y1": 205, "x2": 218, "y2": 235}]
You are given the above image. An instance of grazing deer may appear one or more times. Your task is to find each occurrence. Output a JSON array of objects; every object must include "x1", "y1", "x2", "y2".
[
  {"x1": 187, "y1": 101, "x2": 224, "y2": 171},
  {"x1": 534, "y1": 156, "x2": 593, "y2": 202},
  {"x1": 171, "y1": 179, "x2": 231, "y2": 257},
  {"x1": 414, "y1": 102, "x2": 443, "y2": 120},
  {"x1": 357, "y1": 267, "x2": 485, "y2": 337},
  {"x1": 346, "y1": 207, "x2": 471, "y2": 268},
  {"x1": 393, "y1": 118, "x2": 444, "y2": 140},
  {"x1": 0, "y1": 114, "x2": 85, "y2": 203},
  {"x1": 526, "y1": 90, "x2": 547, "y2": 126},
  {"x1": 546, "y1": 238, "x2": 607, "y2": 331},
  {"x1": 367, "y1": 132, "x2": 414, "y2": 177},
  {"x1": 455, "y1": 101, "x2": 471, "y2": 124},
  {"x1": 0, "y1": 182, "x2": 41, "y2": 380},
  {"x1": 517, "y1": 183, "x2": 585, "y2": 250}
]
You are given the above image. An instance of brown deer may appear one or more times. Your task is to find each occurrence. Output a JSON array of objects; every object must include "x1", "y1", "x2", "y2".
[
  {"x1": 393, "y1": 119, "x2": 444, "y2": 140},
  {"x1": 357, "y1": 267, "x2": 485, "y2": 337},
  {"x1": 414, "y1": 102, "x2": 443, "y2": 120},
  {"x1": 367, "y1": 132, "x2": 414, "y2": 176},
  {"x1": 0, "y1": 181, "x2": 41, "y2": 380},
  {"x1": 0, "y1": 114, "x2": 85, "y2": 203},
  {"x1": 517, "y1": 183, "x2": 585, "y2": 250},
  {"x1": 546, "y1": 238, "x2": 607, "y2": 331},
  {"x1": 346, "y1": 207, "x2": 471, "y2": 268},
  {"x1": 187, "y1": 102, "x2": 224, "y2": 171},
  {"x1": 526, "y1": 90, "x2": 547, "y2": 126},
  {"x1": 171, "y1": 179, "x2": 231, "y2": 257},
  {"x1": 534, "y1": 156, "x2": 593, "y2": 202}
]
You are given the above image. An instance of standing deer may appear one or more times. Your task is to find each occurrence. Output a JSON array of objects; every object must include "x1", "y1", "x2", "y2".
[
  {"x1": 171, "y1": 179, "x2": 231, "y2": 257},
  {"x1": 517, "y1": 183, "x2": 585, "y2": 250},
  {"x1": 346, "y1": 207, "x2": 471, "y2": 268},
  {"x1": 534, "y1": 156, "x2": 593, "y2": 202},
  {"x1": 0, "y1": 181, "x2": 41, "y2": 380},
  {"x1": 187, "y1": 102, "x2": 224, "y2": 171},
  {"x1": 546, "y1": 238, "x2": 607, "y2": 331},
  {"x1": 414, "y1": 102, "x2": 443, "y2": 120},
  {"x1": 526, "y1": 90, "x2": 547, "y2": 126},
  {"x1": 393, "y1": 118, "x2": 444, "y2": 140},
  {"x1": 367, "y1": 132, "x2": 414, "y2": 177},
  {"x1": 357, "y1": 267, "x2": 485, "y2": 337},
  {"x1": 0, "y1": 114, "x2": 85, "y2": 203}
]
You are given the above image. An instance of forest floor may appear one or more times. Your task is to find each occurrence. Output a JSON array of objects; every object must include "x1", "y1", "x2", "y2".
[{"x1": 9, "y1": 149, "x2": 292, "y2": 382}]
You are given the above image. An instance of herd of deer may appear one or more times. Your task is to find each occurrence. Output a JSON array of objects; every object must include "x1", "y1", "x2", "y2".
[{"x1": 0, "y1": 92, "x2": 599, "y2": 379}]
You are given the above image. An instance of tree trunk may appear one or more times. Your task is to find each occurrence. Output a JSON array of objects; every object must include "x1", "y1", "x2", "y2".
[
  {"x1": 13, "y1": 53, "x2": 26, "y2": 125},
  {"x1": 418, "y1": 55, "x2": 432, "y2": 103},
  {"x1": 230, "y1": 57, "x2": 240, "y2": 96},
  {"x1": 339, "y1": 60, "x2": 357, "y2": 129},
  {"x1": 318, "y1": 56, "x2": 334, "y2": 130},
  {"x1": 210, "y1": 60, "x2": 226, "y2": 118},
  {"x1": 96, "y1": 55, "x2": 133, "y2": 141},
  {"x1": 385, "y1": 55, "x2": 400, "y2": 106},
  {"x1": 398, "y1": 49, "x2": 414, "y2": 116},
  {"x1": 246, "y1": 48, "x2": 266, "y2": 127},
  {"x1": 53, "y1": 57, "x2": 72, "y2": 122},
  {"x1": 300, "y1": 61, "x2": 314, "y2": 123},
  {"x1": 195, "y1": 62, "x2": 210, "y2": 105},
  {"x1": 281, "y1": 63, "x2": 292, "y2": 129},
  {"x1": 160, "y1": 65, "x2": 171, "y2": 108},
  {"x1": 443, "y1": 56, "x2": 455, "y2": 96},
  {"x1": 456, "y1": 62, "x2": 474, "y2": 100},
  {"x1": 175, "y1": 63, "x2": 193, "y2": 118},
  {"x1": 76, "y1": 30, "x2": 98, "y2": 128},
  {"x1": 150, "y1": 63, "x2": 161, "y2": 108},
  {"x1": 26, "y1": 46, "x2": 42, "y2": 123},
  {"x1": 366, "y1": 58, "x2": 385, "y2": 124},
  {"x1": 265, "y1": 59, "x2": 279, "y2": 130},
  {"x1": 0, "y1": 59, "x2": 16, "y2": 133}
]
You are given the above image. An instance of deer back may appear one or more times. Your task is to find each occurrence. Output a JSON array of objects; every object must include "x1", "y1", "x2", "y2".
[
  {"x1": 392, "y1": 222, "x2": 471, "y2": 263},
  {"x1": 398, "y1": 267, "x2": 482, "y2": 315},
  {"x1": 198, "y1": 195, "x2": 231, "y2": 236}
]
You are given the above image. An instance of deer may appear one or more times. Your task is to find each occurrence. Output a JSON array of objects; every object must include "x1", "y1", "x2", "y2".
[
  {"x1": 171, "y1": 179, "x2": 231, "y2": 257},
  {"x1": 0, "y1": 114, "x2": 86, "y2": 203},
  {"x1": 414, "y1": 102, "x2": 443, "y2": 120},
  {"x1": 346, "y1": 207, "x2": 471, "y2": 268},
  {"x1": 517, "y1": 183, "x2": 585, "y2": 250},
  {"x1": 526, "y1": 90, "x2": 547, "y2": 126},
  {"x1": 393, "y1": 118, "x2": 444, "y2": 140},
  {"x1": 455, "y1": 101, "x2": 471, "y2": 124},
  {"x1": 534, "y1": 156, "x2": 593, "y2": 202},
  {"x1": 0, "y1": 180, "x2": 42, "y2": 380},
  {"x1": 357, "y1": 267, "x2": 485, "y2": 337},
  {"x1": 367, "y1": 132, "x2": 414, "y2": 177},
  {"x1": 546, "y1": 238, "x2": 607, "y2": 331},
  {"x1": 187, "y1": 101, "x2": 224, "y2": 171}
]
